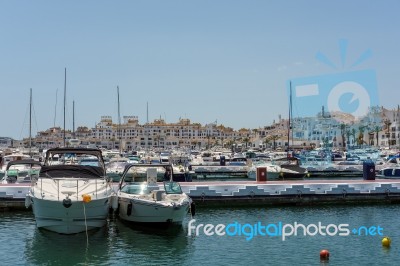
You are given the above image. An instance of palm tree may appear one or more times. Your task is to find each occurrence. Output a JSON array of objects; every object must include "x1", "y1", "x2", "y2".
[
  {"x1": 346, "y1": 130, "x2": 351, "y2": 148},
  {"x1": 252, "y1": 128, "x2": 258, "y2": 137},
  {"x1": 270, "y1": 135, "x2": 279, "y2": 150},
  {"x1": 351, "y1": 128, "x2": 356, "y2": 147},
  {"x1": 242, "y1": 137, "x2": 250, "y2": 149},
  {"x1": 384, "y1": 119, "x2": 392, "y2": 148},
  {"x1": 264, "y1": 137, "x2": 271, "y2": 149},
  {"x1": 357, "y1": 126, "x2": 365, "y2": 146},
  {"x1": 340, "y1": 123, "x2": 346, "y2": 149},
  {"x1": 374, "y1": 125, "x2": 381, "y2": 147}
]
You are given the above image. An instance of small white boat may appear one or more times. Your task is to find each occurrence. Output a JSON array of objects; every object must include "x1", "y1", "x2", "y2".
[
  {"x1": 113, "y1": 164, "x2": 194, "y2": 224},
  {"x1": 26, "y1": 147, "x2": 114, "y2": 234},
  {"x1": 247, "y1": 161, "x2": 281, "y2": 180},
  {"x1": 248, "y1": 156, "x2": 309, "y2": 180},
  {"x1": 0, "y1": 153, "x2": 32, "y2": 177},
  {"x1": 1, "y1": 160, "x2": 41, "y2": 184},
  {"x1": 105, "y1": 157, "x2": 129, "y2": 182},
  {"x1": 377, "y1": 166, "x2": 400, "y2": 179}
]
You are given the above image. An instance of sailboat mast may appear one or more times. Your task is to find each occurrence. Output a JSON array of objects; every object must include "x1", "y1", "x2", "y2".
[
  {"x1": 63, "y1": 68, "x2": 66, "y2": 147},
  {"x1": 146, "y1": 101, "x2": 149, "y2": 150},
  {"x1": 117, "y1": 86, "x2": 121, "y2": 154},
  {"x1": 72, "y1": 100, "x2": 75, "y2": 139},
  {"x1": 29, "y1": 88, "x2": 32, "y2": 157},
  {"x1": 54, "y1": 89, "x2": 58, "y2": 128},
  {"x1": 287, "y1": 81, "x2": 292, "y2": 157}
]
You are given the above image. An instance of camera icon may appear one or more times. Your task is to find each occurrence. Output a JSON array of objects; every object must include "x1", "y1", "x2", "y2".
[{"x1": 288, "y1": 69, "x2": 379, "y2": 119}]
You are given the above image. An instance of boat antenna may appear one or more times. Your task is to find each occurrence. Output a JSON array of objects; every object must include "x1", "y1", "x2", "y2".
[{"x1": 63, "y1": 68, "x2": 66, "y2": 147}]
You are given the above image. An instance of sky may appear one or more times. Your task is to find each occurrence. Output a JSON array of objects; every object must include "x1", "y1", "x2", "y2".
[{"x1": 1, "y1": 0, "x2": 400, "y2": 139}]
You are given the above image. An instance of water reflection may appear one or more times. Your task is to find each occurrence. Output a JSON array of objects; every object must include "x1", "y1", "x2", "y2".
[
  {"x1": 25, "y1": 225, "x2": 111, "y2": 266},
  {"x1": 109, "y1": 216, "x2": 192, "y2": 265},
  {"x1": 5, "y1": 205, "x2": 400, "y2": 265}
]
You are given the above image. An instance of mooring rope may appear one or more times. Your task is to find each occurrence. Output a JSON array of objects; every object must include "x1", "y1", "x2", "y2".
[{"x1": 83, "y1": 202, "x2": 89, "y2": 247}]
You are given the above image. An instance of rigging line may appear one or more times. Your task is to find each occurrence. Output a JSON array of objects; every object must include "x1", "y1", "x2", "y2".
[
  {"x1": 19, "y1": 98, "x2": 30, "y2": 140},
  {"x1": 54, "y1": 89, "x2": 58, "y2": 128},
  {"x1": 83, "y1": 202, "x2": 89, "y2": 247}
]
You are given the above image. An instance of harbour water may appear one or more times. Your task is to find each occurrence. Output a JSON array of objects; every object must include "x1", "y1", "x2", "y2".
[{"x1": 1, "y1": 203, "x2": 399, "y2": 265}]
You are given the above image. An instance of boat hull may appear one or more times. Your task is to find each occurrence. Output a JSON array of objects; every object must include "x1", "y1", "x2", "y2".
[
  {"x1": 118, "y1": 197, "x2": 190, "y2": 224},
  {"x1": 247, "y1": 169, "x2": 281, "y2": 180},
  {"x1": 29, "y1": 196, "x2": 110, "y2": 234}
]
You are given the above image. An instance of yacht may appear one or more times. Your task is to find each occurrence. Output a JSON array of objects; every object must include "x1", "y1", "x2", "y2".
[
  {"x1": 26, "y1": 147, "x2": 114, "y2": 234},
  {"x1": 1, "y1": 160, "x2": 42, "y2": 184}
]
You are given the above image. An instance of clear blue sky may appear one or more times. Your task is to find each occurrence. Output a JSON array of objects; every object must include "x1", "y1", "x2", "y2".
[{"x1": 1, "y1": 0, "x2": 399, "y2": 139}]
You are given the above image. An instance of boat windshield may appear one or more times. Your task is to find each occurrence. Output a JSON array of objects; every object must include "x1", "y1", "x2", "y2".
[
  {"x1": 121, "y1": 183, "x2": 151, "y2": 195},
  {"x1": 79, "y1": 158, "x2": 100, "y2": 167},
  {"x1": 163, "y1": 181, "x2": 182, "y2": 194}
]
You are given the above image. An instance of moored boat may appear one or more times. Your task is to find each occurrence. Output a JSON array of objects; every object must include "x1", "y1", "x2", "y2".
[
  {"x1": 1, "y1": 160, "x2": 42, "y2": 184},
  {"x1": 113, "y1": 163, "x2": 194, "y2": 225},
  {"x1": 26, "y1": 147, "x2": 114, "y2": 234}
]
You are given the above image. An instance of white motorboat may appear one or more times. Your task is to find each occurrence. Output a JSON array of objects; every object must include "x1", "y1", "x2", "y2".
[
  {"x1": 274, "y1": 157, "x2": 308, "y2": 179},
  {"x1": 1, "y1": 160, "x2": 41, "y2": 184},
  {"x1": 0, "y1": 153, "x2": 32, "y2": 177},
  {"x1": 247, "y1": 161, "x2": 281, "y2": 180},
  {"x1": 105, "y1": 157, "x2": 129, "y2": 182},
  {"x1": 377, "y1": 166, "x2": 400, "y2": 179},
  {"x1": 113, "y1": 163, "x2": 194, "y2": 224},
  {"x1": 377, "y1": 156, "x2": 400, "y2": 179},
  {"x1": 26, "y1": 148, "x2": 114, "y2": 234},
  {"x1": 169, "y1": 153, "x2": 193, "y2": 182}
]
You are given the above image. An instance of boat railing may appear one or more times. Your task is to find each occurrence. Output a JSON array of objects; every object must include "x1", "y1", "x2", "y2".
[{"x1": 36, "y1": 175, "x2": 111, "y2": 201}]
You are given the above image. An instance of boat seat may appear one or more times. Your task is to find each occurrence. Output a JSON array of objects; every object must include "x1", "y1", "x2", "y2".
[
  {"x1": 21, "y1": 176, "x2": 32, "y2": 183},
  {"x1": 6, "y1": 176, "x2": 17, "y2": 183},
  {"x1": 146, "y1": 168, "x2": 158, "y2": 184},
  {"x1": 153, "y1": 190, "x2": 164, "y2": 201}
]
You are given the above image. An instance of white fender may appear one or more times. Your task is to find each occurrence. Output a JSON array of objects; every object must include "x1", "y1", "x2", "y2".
[{"x1": 25, "y1": 194, "x2": 32, "y2": 209}]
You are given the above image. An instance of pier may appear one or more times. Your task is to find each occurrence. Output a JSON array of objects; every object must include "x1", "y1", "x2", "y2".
[
  {"x1": 191, "y1": 165, "x2": 248, "y2": 179},
  {"x1": 181, "y1": 179, "x2": 400, "y2": 207},
  {"x1": 2, "y1": 179, "x2": 400, "y2": 210}
]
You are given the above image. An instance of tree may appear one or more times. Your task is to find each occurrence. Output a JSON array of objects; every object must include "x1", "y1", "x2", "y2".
[
  {"x1": 357, "y1": 126, "x2": 366, "y2": 146},
  {"x1": 270, "y1": 135, "x2": 279, "y2": 150},
  {"x1": 384, "y1": 119, "x2": 392, "y2": 148},
  {"x1": 351, "y1": 128, "x2": 356, "y2": 147},
  {"x1": 264, "y1": 137, "x2": 271, "y2": 149},
  {"x1": 374, "y1": 125, "x2": 381, "y2": 147},
  {"x1": 340, "y1": 123, "x2": 346, "y2": 149},
  {"x1": 346, "y1": 130, "x2": 351, "y2": 148},
  {"x1": 242, "y1": 137, "x2": 250, "y2": 149}
]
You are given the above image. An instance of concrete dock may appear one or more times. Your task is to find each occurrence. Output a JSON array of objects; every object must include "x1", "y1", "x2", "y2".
[
  {"x1": 180, "y1": 179, "x2": 400, "y2": 207},
  {"x1": 2, "y1": 179, "x2": 400, "y2": 210}
]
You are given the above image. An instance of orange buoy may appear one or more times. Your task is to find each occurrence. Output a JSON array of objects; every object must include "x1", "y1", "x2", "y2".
[
  {"x1": 320, "y1": 249, "x2": 330, "y2": 260},
  {"x1": 82, "y1": 194, "x2": 92, "y2": 203}
]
